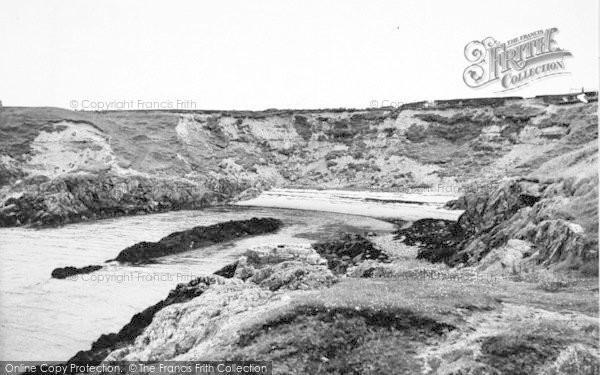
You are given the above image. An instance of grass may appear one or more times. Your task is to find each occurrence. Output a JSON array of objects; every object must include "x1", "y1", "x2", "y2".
[
  {"x1": 218, "y1": 273, "x2": 597, "y2": 373},
  {"x1": 231, "y1": 306, "x2": 442, "y2": 374},
  {"x1": 2, "y1": 100, "x2": 597, "y2": 198},
  {"x1": 297, "y1": 278, "x2": 501, "y2": 322},
  {"x1": 0, "y1": 107, "x2": 98, "y2": 158},
  {"x1": 479, "y1": 333, "x2": 566, "y2": 375},
  {"x1": 476, "y1": 320, "x2": 600, "y2": 375}
]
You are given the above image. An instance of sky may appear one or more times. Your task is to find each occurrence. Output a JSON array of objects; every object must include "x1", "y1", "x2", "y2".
[{"x1": 0, "y1": 0, "x2": 598, "y2": 110}]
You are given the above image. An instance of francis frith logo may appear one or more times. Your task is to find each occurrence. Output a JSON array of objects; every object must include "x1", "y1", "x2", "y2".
[{"x1": 463, "y1": 28, "x2": 572, "y2": 91}]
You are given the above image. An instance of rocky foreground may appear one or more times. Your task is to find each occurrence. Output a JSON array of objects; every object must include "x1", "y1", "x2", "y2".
[{"x1": 65, "y1": 231, "x2": 598, "y2": 374}]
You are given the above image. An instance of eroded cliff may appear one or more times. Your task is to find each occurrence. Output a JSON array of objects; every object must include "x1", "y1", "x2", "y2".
[{"x1": 1, "y1": 94, "x2": 597, "y2": 229}]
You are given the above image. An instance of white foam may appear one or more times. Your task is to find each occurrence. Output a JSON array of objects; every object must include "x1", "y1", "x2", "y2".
[{"x1": 236, "y1": 188, "x2": 463, "y2": 221}]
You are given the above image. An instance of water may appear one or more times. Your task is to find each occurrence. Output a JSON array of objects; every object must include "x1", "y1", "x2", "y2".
[{"x1": 0, "y1": 206, "x2": 396, "y2": 361}]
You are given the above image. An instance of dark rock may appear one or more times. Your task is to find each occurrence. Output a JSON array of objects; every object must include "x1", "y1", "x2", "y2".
[
  {"x1": 113, "y1": 242, "x2": 170, "y2": 263},
  {"x1": 0, "y1": 173, "x2": 248, "y2": 228},
  {"x1": 114, "y1": 217, "x2": 283, "y2": 263},
  {"x1": 519, "y1": 194, "x2": 540, "y2": 207},
  {"x1": 213, "y1": 262, "x2": 238, "y2": 278},
  {"x1": 443, "y1": 199, "x2": 463, "y2": 210},
  {"x1": 395, "y1": 219, "x2": 464, "y2": 264},
  {"x1": 312, "y1": 233, "x2": 389, "y2": 274},
  {"x1": 51, "y1": 265, "x2": 102, "y2": 279},
  {"x1": 455, "y1": 179, "x2": 542, "y2": 239},
  {"x1": 396, "y1": 180, "x2": 539, "y2": 265},
  {"x1": 397, "y1": 177, "x2": 595, "y2": 270}
]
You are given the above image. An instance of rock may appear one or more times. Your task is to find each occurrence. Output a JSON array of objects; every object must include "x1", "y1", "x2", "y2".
[
  {"x1": 246, "y1": 260, "x2": 336, "y2": 291},
  {"x1": 117, "y1": 160, "x2": 132, "y2": 169},
  {"x1": 114, "y1": 217, "x2": 283, "y2": 263},
  {"x1": 69, "y1": 243, "x2": 336, "y2": 364},
  {"x1": 443, "y1": 199, "x2": 463, "y2": 210},
  {"x1": 103, "y1": 280, "x2": 277, "y2": 362},
  {"x1": 232, "y1": 187, "x2": 261, "y2": 201},
  {"x1": 567, "y1": 223, "x2": 584, "y2": 234},
  {"x1": 346, "y1": 260, "x2": 394, "y2": 278},
  {"x1": 312, "y1": 233, "x2": 389, "y2": 274},
  {"x1": 397, "y1": 176, "x2": 597, "y2": 272},
  {"x1": 395, "y1": 219, "x2": 464, "y2": 264},
  {"x1": 506, "y1": 239, "x2": 532, "y2": 254},
  {"x1": 232, "y1": 244, "x2": 336, "y2": 291},
  {"x1": 532, "y1": 219, "x2": 587, "y2": 266},
  {"x1": 114, "y1": 242, "x2": 169, "y2": 263},
  {"x1": 0, "y1": 174, "x2": 224, "y2": 228},
  {"x1": 51, "y1": 265, "x2": 103, "y2": 279},
  {"x1": 213, "y1": 262, "x2": 238, "y2": 278},
  {"x1": 456, "y1": 179, "x2": 545, "y2": 239},
  {"x1": 352, "y1": 252, "x2": 364, "y2": 264},
  {"x1": 478, "y1": 239, "x2": 533, "y2": 273}
]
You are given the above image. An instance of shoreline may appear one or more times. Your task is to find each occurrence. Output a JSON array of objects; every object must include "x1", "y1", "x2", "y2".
[{"x1": 63, "y1": 226, "x2": 599, "y2": 372}]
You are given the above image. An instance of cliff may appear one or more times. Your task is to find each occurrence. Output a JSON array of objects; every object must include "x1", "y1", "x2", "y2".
[{"x1": 1, "y1": 94, "x2": 597, "y2": 228}]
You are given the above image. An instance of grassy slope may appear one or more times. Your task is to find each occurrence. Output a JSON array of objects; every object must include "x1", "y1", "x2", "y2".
[
  {"x1": 212, "y1": 238, "x2": 599, "y2": 374},
  {"x1": 1, "y1": 98, "x2": 597, "y2": 193}
]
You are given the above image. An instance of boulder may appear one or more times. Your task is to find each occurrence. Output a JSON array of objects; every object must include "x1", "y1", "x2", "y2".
[
  {"x1": 312, "y1": 233, "x2": 390, "y2": 274},
  {"x1": 478, "y1": 239, "x2": 533, "y2": 273},
  {"x1": 51, "y1": 265, "x2": 103, "y2": 279},
  {"x1": 233, "y1": 244, "x2": 336, "y2": 291}
]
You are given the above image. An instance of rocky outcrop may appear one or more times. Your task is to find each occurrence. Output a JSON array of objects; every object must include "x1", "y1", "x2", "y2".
[
  {"x1": 452, "y1": 179, "x2": 544, "y2": 239},
  {"x1": 395, "y1": 219, "x2": 464, "y2": 264},
  {"x1": 0, "y1": 173, "x2": 228, "y2": 228},
  {"x1": 399, "y1": 176, "x2": 598, "y2": 273},
  {"x1": 477, "y1": 239, "x2": 533, "y2": 273},
  {"x1": 76, "y1": 243, "x2": 463, "y2": 370},
  {"x1": 103, "y1": 279, "x2": 281, "y2": 362},
  {"x1": 232, "y1": 244, "x2": 337, "y2": 291},
  {"x1": 69, "y1": 243, "x2": 335, "y2": 364},
  {"x1": 451, "y1": 177, "x2": 596, "y2": 269},
  {"x1": 51, "y1": 265, "x2": 102, "y2": 279},
  {"x1": 312, "y1": 233, "x2": 390, "y2": 274},
  {"x1": 114, "y1": 218, "x2": 283, "y2": 263}
]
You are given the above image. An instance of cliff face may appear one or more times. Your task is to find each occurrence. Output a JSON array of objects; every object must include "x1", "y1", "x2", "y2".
[
  {"x1": 0, "y1": 95, "x2": 597, "y2": 227},
  {"x1": 451, "y1": 173, "x2": 598, "y2": 272}
]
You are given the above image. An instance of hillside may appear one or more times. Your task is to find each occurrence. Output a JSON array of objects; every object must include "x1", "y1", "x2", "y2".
[
  {"x1": 2, "y1": 96, "x2": 596, "y2": 192},
  {"x1": 0, "y1": 93, "x2": 598, "y2": 273}
]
